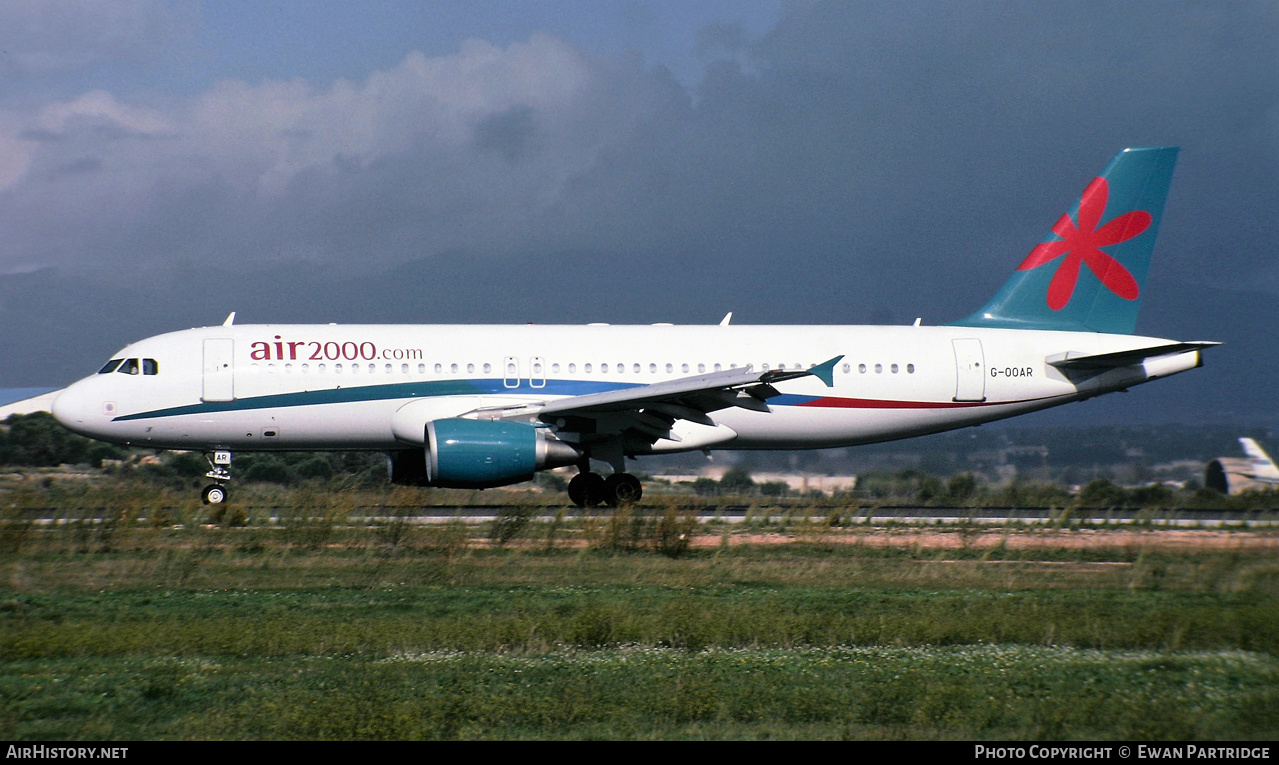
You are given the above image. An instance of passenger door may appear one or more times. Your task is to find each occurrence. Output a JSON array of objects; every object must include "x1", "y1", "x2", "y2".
[
  {"x1": 202, "y1": 338, "x2": 235, "y2": 402},
  {"x1": 952, "y1": 338, "x2": 986, "y2": 402}
]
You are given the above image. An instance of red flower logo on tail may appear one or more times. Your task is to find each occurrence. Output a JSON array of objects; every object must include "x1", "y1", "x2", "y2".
[{"x1": 1017, "y1": 177, "x2": 1151, "y2": 310}]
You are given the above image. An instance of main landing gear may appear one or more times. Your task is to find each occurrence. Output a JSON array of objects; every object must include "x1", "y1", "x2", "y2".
[
  {"x1": 201, "y1": 450, "x2": 232, "y2": 505},
  {"x1": 567, "y1": 471, "x2": 643, "y2": 508}
]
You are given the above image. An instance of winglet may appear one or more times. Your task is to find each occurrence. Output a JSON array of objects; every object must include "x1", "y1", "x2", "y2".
[{"x1": 808, "y1": 355, "x2": 843, "y2": 387}]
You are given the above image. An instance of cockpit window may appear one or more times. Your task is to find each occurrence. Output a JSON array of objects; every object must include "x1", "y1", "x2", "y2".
[{"x1": 108, "y1": 358, "x2": 159, "y2": 376}]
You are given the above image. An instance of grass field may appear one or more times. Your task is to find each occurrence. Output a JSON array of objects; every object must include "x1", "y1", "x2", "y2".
[{"x1": 2, "y1": 487, "x2": 1277, "y2": 740}]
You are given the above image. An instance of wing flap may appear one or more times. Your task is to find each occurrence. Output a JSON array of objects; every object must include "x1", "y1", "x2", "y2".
[{"x1": 535, "y1": 355, "x2": 843, "y2": 419}]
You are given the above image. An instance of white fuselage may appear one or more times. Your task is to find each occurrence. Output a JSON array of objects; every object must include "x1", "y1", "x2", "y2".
[{"x1": 51, "y1": 322, "x2": 1202, "y2": 455}]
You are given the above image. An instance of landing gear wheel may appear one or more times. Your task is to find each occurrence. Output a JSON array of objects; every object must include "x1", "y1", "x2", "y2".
[
  {"x1": 603, "y1": 473, "x2": 643, "y2": 506},
  {"x1": 568, "y1": 472, "x2": 606, "y2": 508},
  {"x1": 202, "y1": 484, "x2": 228, "y2": 505}
]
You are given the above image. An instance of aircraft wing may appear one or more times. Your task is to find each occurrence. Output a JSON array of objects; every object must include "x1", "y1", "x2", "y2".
[{"x1": 467, "y1": 355, "x2": 843, "y2": 444}]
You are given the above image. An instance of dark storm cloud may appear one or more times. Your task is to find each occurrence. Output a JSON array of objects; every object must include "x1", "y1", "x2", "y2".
[{"x1": 1, "y1": 0, "x2": 1275, "y2": 426}]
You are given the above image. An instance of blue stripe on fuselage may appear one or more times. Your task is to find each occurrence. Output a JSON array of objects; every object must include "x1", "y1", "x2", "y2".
[{"x1": 112, "y1": 378, "x2": 647, "y2": 422}]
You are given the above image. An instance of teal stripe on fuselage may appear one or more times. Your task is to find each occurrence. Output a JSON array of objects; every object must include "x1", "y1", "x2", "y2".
[{"x1": 112, "y1": 378, "x2": 644, "y2": 422}]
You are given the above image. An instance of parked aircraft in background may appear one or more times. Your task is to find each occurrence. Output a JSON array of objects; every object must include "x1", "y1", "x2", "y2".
[
  {"x1": 52, "y1": 147, "x2": 1214, "y2": 507},
  {"x1": 1206, "y1": 438, "x2": 1279, "y2": 495},
  {"x1": 1237, "y1": 438, "x2": 1279, "y2": 486}
]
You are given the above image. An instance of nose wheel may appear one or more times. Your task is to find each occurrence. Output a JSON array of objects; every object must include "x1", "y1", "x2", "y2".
[
  {"x1": 202, "y1": 450, "x2": 232, "y2": 505},
  {"x1": 201, "y1": 484, "x2": 228, "y2": 505}
]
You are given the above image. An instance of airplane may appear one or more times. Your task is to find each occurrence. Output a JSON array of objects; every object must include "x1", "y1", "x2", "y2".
[
  {"x1": 51, "y1": 146, "x2": 1217, "y2": 507},
  {"x1": 1237, "y1": 438, "x2": 1279, "y2": 485},
  {"x1": 1205, "y1": 438, "x2": 1279, "y2": 495}
]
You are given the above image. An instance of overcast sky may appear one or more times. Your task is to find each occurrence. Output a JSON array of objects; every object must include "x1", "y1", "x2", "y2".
[{"x1": 1, "y1": 0, "x2": 1276, "y2": 425}]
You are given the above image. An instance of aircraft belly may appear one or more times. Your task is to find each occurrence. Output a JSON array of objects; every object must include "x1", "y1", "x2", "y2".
[
  {"x1": 716, "y1": 396, "x2": 1067, "y2": 449},
  {"x1": 128, "y1": 400, "x2": 403, "y2": 451}
]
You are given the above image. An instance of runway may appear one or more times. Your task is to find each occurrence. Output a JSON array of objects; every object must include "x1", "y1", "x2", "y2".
[{"x1": 12, "y1": 503, "x2": 1277, "y2": 528}]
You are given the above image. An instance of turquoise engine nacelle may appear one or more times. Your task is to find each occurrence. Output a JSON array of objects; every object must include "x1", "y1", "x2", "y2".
[{"x1": 418, "y1": 418, "x2": 580, "y2": 489}]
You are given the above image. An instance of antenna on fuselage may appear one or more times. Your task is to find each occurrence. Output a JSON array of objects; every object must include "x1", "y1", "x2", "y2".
[
  {"x1": 222, "y1": 312, "x2": 236, "y2": 326},
  {"x1": 719, "y1": 312, "x2": 732, "y2": 326}
]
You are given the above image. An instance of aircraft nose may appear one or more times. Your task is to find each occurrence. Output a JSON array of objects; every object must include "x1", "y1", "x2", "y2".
[{"x1": 51, "y1": 381, "x2": 102, "y2": 437}]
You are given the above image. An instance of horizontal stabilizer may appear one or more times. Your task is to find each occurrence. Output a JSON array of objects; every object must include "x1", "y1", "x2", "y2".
[{"x1": 1046, "y1": 342, "x2": 1219, "y2": 371}]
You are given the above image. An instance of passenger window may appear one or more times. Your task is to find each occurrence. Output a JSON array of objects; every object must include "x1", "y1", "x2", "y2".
[
  {"x1": 116, "y1": 359, "x2": 140, "y2": 375},
  {"x1": 99, "y1": 359, "x2": 123, "y2": 374}
]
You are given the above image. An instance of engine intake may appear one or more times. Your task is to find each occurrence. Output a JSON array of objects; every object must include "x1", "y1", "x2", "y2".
[{"x1": 391, "y1": 418, "x2": 580, "y2": 489}]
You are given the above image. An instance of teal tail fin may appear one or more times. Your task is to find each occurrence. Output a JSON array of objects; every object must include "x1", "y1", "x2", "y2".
[{"x1": 952, "y1": 147, "x2": 1179, "y2": 334}]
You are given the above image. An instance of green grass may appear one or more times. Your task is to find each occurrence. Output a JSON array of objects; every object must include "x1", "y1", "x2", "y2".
[
  {"x1": 4, "y1": 647, "x2": 1275, "y2": 740},
  {"x1": 1, "y1": 505, "x2": 1276, "y2": 739}
]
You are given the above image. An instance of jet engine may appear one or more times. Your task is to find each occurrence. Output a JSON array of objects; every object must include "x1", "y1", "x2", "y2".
[{"x1": 390, "y1": 418, "x2": 580, "y2": 489}]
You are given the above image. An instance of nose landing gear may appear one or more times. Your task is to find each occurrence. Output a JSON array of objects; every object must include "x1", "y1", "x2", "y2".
[
  {"x1": 201, "y1": 450, "x2": 232, "y2": 505},
  {"x1": 201, "y1": 484, "x2": 228, "y2": 505}
]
